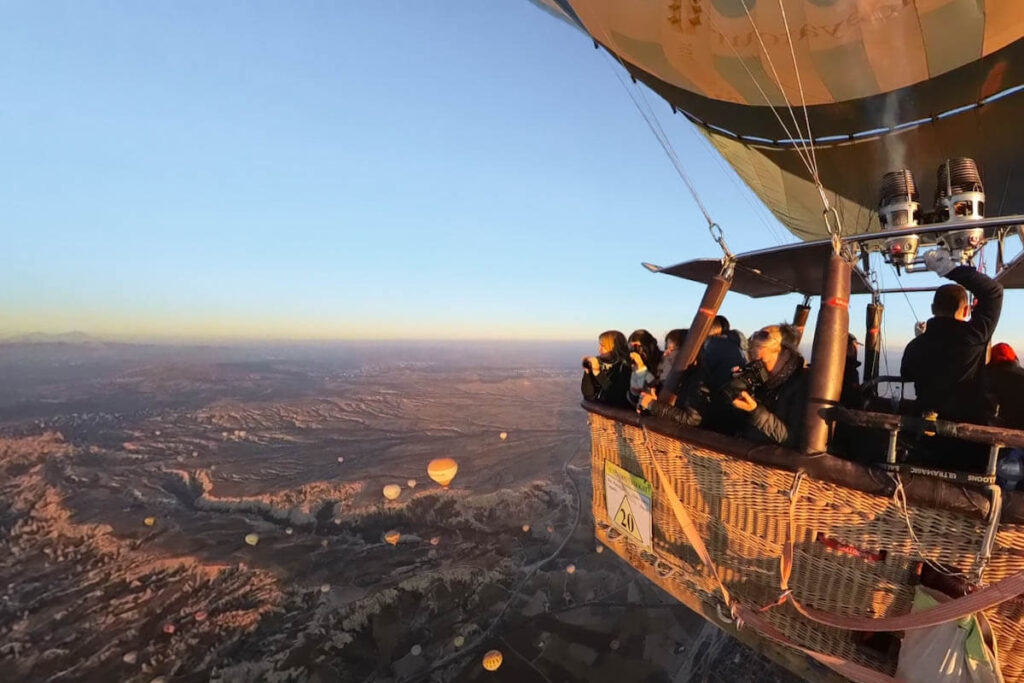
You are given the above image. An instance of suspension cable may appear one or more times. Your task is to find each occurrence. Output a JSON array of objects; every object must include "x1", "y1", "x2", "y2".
[{"x1": 599, "y1": 49, "x2": 717, "y2": 231}]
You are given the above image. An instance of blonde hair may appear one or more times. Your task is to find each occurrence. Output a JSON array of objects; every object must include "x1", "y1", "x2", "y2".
[{"x1": 748, "y1": 325, "x2": 783, "y2": 362}]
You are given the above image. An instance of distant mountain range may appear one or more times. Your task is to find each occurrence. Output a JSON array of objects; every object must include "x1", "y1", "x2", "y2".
[{"x1": 1, "y1": 331, "x2": 100, "y2": 345}]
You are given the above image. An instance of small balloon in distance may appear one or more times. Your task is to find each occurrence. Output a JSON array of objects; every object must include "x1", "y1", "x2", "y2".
[
  {"x1": 482, "y1": 649, "x2": 503, "y2": 671},
  {"x1": 565, "y1": 564, "x2": 576, "y2": 574},
  {"x1": 453, "y1": 635, "x2": 465, "y2": 648},
  {"x1": 407, "y1": 479, "x2": 417, "y2": 488},
  {"x1": 143, "y1": 517, "x2": 156, "y2": 527},
  {"x1": 410, "y1": 644, "x2": 422, "y2": 656},
  {"x1": 382, "y1": 484, "x2": 402, "y2": 500},
  {"x1": 427, "y1": 458, "x2": 458, "y2": 488},
  {"x1": 430, "y1": 536, "x2": 440, "y2": 546},
  {"x1": 244, "y1": 533, "x2": 259, "y2": 546},
  {"x1": 384, "y1": 529, "x2": 401, "y2": 546},
  {"x1": 522, "y1": 524, "x2": 531, "y2": 532},
  {"x1": 499, "y1": 432, "x2": 507, "y2": 440}
]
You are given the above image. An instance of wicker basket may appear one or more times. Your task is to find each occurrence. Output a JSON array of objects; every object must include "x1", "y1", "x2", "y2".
[{"x1": 588, "y1": 412, "x2": 1024, "y2": 681}]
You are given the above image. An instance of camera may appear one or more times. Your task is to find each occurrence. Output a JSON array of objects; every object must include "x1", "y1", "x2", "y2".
[{"x1": 722, "y1": 359, "x2": 769, "y2": 401}]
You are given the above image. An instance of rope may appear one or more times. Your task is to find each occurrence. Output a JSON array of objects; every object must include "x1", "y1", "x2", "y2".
[
  {"x1": 600, "y1": 50, "x2": 715, "y2": 229},
  {"x1": 890, "y1": 473, "x2": 970, "y2": 579},
  {"x1": 774, "y1": 0, "x2": 819, "y2": 183}
]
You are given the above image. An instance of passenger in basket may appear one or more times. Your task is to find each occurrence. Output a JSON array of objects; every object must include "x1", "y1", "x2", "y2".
[
  {"x1": 987, "y1": 343, "x2": 1024, "y2": 429},
  {"x1": 637, "y1": 359, "x2": 711, "y2": 429},
  {"x1": 703, "y1": 316, "x2": 747, "y2": 391},
  {"x1": 626, "y1": 329, "x2": 662, "y2": 406},
  {"x1": 657, "y1": 328, "x2": 688, "y2": 387},
  {"x1": 729, "y1": 324, "x2": 808, "y2": 447},
  {"x1": 581, "y1": 330, "x2": 633, "y2": 408},
  {"x1": 985, "y1": 344, "x2": 1024, "y2": 491},
  {"x1": 901, "y1": 247, "x2": 1003, "y2": 425}
]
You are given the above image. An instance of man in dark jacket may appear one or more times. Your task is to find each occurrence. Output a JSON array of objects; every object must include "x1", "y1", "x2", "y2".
[
  {"x1": 987, "y1": 343, "x2": 1024, "y2": 429},
  {"x1": 901, "y1": 249, "x2": 1003, "y2": 425},
  {"x1": 731, "y1": 325, "x2": 808, "y2": 447}
]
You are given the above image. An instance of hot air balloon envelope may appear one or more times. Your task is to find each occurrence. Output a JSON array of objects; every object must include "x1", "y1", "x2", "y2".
[
  {"x1": 427, "y1": 458, "x2": 458, "y2": 488},
  {"x1": 384, "y1": 529, "x2": 401, "y2": 546},
  {"x1": 407, "y1": 479, "x2": 417, "y2": 488},
  {"x1": 499, "y1": 432, "x2": 507, "y2": 440},
  {"x1": 529, "y1": 1, "x2": 1024, "y2": 242},
  {"x1": 383, "y1": 484, "x2": 402, "y2": 501},
  {"x1": 244, "y1": 533, "x2": 259, "y2": 546},
  {"x1": 143, "y1": 517, "x2": 156, "y2": 527},
  {"x1": 482, "y1": 649, "x2": 503, "y2": 671}
]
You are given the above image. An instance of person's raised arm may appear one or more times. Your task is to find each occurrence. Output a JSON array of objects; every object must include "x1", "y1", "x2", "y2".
[{"x1": 947, "y1": 265, "x2": 1003, "y2": 343}]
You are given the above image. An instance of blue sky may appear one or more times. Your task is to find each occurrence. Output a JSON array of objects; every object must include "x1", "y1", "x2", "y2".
[{"x1": 1, "y1": 1, "x2": 1019, "y2": 356}]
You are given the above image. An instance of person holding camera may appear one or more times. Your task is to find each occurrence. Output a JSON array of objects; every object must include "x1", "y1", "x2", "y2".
[
  {"x1": 626, "y1": 329, "x2": 662, "y2": 406},
  {"x1": 729, "y1": 324, "x2": 808, "y2": 447},
  {"x1": 581, "y1": 330, "x2": 632, "y2": 408}
]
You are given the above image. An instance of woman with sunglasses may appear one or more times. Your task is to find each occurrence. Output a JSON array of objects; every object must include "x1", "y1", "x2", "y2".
[{"x1": 730, "y1": 325, "x2": 808, "y2": 448}]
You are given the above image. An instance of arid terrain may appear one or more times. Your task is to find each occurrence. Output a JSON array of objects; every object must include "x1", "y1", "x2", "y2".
[{"x1": 0, "y1": 340, "x2": 797, "y2": 682}]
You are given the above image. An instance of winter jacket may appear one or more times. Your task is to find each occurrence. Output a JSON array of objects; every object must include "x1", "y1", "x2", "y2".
[
  {"x1": 901, "y1": 266, "x2": 1003, "y2": 424},
  {"x1": 703, "y1": 334, "x2": 747, "y2": 391},
  {"x1": 987, "y1": 361, "x2": 1024, "y2": 429},
  {"x1": 742, "y1": 349, "x2": 809, "y2": 448},
  {"x1": 581, "y1": 358, "x2": 632, "y2": 408},
  {"x1": 646, "y1": 365, "x2": 712, "y2": 428}
]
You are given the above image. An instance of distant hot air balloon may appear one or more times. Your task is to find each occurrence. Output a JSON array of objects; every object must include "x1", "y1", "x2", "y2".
[
  {"x1": 143, "y1": 517, "x2": 156, "y2": 527},
  {"x1": 566, "y1": 564, "x2": 576, "y2": 575},
  {"x1": 320, "y1": 583, "x2": 331, "y2": 593},
  {"x1": 596, "y1": 545, "x2": 604, "y2": 554},
  {"x1": 384, "y1": 530, "x2": 401, "y2": 546},
  {"x1": 383, "y1": 484, "x2": 402, "y2": 500},
  {"x1": 427, "y1": 458, "x2": 458, "y2": 488},
  {"x1": 407, "y1": 479, "x2": 417, "y2": 488},
  {"x1": 337, "y1": 456, "x2": 344, "y2": 464},
  {"x1": 499, "y1": 432, "x2": 507, "y2": 441},
  {"x1": 194, "y1": 610, "x2": 208, "y2": 622},
  {"x1": 430, "y1": 536, "x2": 440, "y2": 546},
  {"x1": 522, "y1": 524, "x2": 531, "y2": 533},
  {"x1": 546, "y1": 525, "x2": 554, "y2": 534},
  {"x1": 244, "y1": 533, "x2": 259, "y2": 546},
  {"x1": 285, "y1": 527, "x2": 294, "y2": 535},
  {"x1": 453, "y1": 635, "x2": 465, "y2": 648},
  {"x1": 410, "y1": 644, "x2": 422, "y2": 656},
  {"x1": 162, "y1": 623, "x2": 175, "y2": 635},
  {"x1": 122, "y1": 652, "x2": 138, "y2": 665},
  {"x1": 482, "y1": 649, "x2": 503, "y2": 672}
]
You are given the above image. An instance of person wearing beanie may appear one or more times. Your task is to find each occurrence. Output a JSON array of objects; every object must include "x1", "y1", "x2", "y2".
[{"x1": 987, "y1": 343, "x2": 1024, "y2": 429}]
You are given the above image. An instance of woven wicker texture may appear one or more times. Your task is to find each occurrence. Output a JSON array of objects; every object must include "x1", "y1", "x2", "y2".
[{"x1": 588, "y1": 413, "x2": 1024, "y2": 682}]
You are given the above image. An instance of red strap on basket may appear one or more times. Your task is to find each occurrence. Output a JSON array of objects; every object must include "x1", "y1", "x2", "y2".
[
  {"x1": 645, "y1": 448, "x2": 902, "y2": 682},
  {"x1": 785, "y1": 573, "x2": 1024, "y2": 632},
  {"x1": 733, "y1": 604, "x2": 903, "y2": 683}
]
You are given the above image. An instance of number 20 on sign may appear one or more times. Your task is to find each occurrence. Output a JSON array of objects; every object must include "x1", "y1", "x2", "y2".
[{"x1": 604, "y1": 461, "x2": 653, "y2": 550}]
